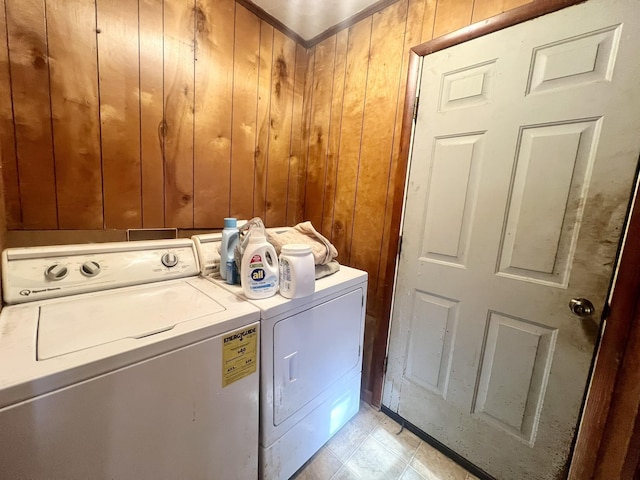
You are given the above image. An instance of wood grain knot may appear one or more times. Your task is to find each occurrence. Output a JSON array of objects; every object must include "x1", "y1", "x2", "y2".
[
  {"x1": 31, "y1": 51, "x2": 46, "y2": 70},
  {"x1": 194, "y1": 6, "x2": 208, "y2": 34},
  {"x1": 274, "y1": 54, "x2": 288, "y2": 98}
]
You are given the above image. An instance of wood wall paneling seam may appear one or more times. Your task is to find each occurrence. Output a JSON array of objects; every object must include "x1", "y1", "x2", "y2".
[
  {"x1": 265, "y1": 30, "x2": 295, "y2": 226},
  {"x1": 139, "y1": 0, "x2": 165, "y2": 228},
  {"x1": 254, "y1": 21, "x2": 274, "y2": 222},
  {"x1": 0, "y1": 0, "x2": 21, "y2": 229},
  {"x1": 6, "y1": 0, "x2": 57, "y2": 229}
]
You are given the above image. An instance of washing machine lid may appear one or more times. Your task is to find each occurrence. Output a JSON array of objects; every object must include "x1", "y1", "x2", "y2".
[{"x1": 37, "y1": 281, "x2": 225, "y2": 360}]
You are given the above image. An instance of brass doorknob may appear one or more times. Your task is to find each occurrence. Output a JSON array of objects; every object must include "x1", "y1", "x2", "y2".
[{"x1": 569, "y1": 298, "x2": 595, "y2": 317}]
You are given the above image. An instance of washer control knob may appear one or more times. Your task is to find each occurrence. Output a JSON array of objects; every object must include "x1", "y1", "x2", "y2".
[
  {"x1": 45, "y1": 264, "x2": 69, "y2": 281},
  {"x1": 161, "y1": 252, "x2": 179, "y2": 268},
  {"x1": 80, "y1": 261, "x2": 101, "y2": 277}
]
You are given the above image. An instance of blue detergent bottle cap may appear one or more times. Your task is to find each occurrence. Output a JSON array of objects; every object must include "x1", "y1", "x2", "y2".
[{"x1": 224, "y1": 217, "x2": 237, "y2": 228}]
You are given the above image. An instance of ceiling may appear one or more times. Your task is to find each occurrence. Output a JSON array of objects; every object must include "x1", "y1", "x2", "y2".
[{"x1": 249, "y1": 0, "x2": 383, "y2": 41}]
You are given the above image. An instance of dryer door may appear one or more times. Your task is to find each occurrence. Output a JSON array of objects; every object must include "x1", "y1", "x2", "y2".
[{"x1": 273, "y1": 288, "x2": 364, "y2": 425}]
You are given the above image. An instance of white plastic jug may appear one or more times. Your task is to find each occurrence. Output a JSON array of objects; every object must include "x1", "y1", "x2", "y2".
[
  {"x1": 241, "y1": 234, "x2": 279, "y2": 299},
  {"x1": 279, "y1": 244, "x2": 315, "y2": 299}
]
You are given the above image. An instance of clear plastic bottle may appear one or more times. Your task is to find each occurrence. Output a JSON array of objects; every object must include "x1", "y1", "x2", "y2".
[
  {"x1": 241, "y1": 234, "x2": 279, "y2": 299},
  {"x1": 220, "y1": 218, "x2": 239, "y2": 283}
]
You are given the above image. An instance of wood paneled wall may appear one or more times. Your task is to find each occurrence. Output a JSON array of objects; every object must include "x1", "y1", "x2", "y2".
[
  {"x1": 0, "y1": 0, "x2": 545, "y2": 398},
  {"x1": 0, "y1": 0, "x2": 307, "y2": 231},
  {"x1": 299, "y1": 0, "x2": 535, "y2": 398}
]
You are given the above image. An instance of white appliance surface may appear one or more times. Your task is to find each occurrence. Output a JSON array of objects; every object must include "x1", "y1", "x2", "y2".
[
  {"x1": 0, "y1": 239, "x2": 261, "y2": 479},
  {"x1": 37, "y1": 281, "x2": 226, "y2": 359},
  {"x1": 193, "y1": 231, "x2": 368, "y2": 480},
  {"x1": 272, "y1": 288, "x2": 363, "y2": 425}
]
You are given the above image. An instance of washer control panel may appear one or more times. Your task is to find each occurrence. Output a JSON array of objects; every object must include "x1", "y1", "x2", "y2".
[{"x1": 1, "y1": 239, "x2": 200, "y2": 305}]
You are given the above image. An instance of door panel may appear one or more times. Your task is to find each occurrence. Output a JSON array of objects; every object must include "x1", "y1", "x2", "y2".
[
  {"x1": 405, "y1": 291, "x2": 458, "y2": 397},
  {"x1": 474, "y1": 312, "x2": 556, "y2": 445},
  {"x1": 383, "y1": 1, "x2": 640, "y2": 478},
  {"x1": 526, "y1": 25, "x2": 621, "y2": 94},
  {"x1": 423, "y1": 134, "x2": 484, "y2": 265},
  {"x1": 499, "y1": 119, "x2": 600, "y2": 285}
]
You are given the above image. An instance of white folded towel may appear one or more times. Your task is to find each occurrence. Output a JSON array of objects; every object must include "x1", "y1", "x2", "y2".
[{"x1": 267, "y1": 222, "x2": 338, "y2": 266}]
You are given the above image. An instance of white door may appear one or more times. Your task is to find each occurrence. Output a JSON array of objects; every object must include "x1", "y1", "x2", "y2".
[{"x1": 383, "y1": 1, "x2": 640, "y2": 478}]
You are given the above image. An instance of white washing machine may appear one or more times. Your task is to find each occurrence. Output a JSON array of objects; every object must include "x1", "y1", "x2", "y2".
[
  {"x1": 193, "y1": 232, "x2": 368, "y2": 480},
  {"x1": 0, "y1": 239, "x2": 261, "y2": 479}
]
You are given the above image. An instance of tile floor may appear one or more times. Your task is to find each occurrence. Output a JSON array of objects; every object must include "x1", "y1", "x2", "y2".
[{"x1": 292, "y1": 402, "x2": 478, "y2": 480}]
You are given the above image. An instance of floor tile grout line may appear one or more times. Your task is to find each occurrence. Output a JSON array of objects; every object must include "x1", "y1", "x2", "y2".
[
  {"x1": 329, "y1": 463, "x2": 354, "y2": 480},
  {"x1": 326, "y1": 427, "x2": 369, "y2": 465},
  {"x1": 315, "y1": 405, "x2": 406, "y2": 480},
  {"x1": 368, "y1": 431, "x2": 409, "y2": 466},
  {"x1": 326, "y1": 405, "x2": 382, "y2": 464},
  {"x1": 397, "y1": 462, "x2": 412, "y2": 480},
  {"x1": 408, "y1": 439, "x2": 422, "y2": 464},
  {"x1": 372, "y1": 418, "x2": 423, "y2": 466},
  {"x1": 302, "y1": 408, "x2": 474, "y2": 480}
]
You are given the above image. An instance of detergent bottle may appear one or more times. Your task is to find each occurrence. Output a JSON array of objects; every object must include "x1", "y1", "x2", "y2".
[
  {"x1": 241, "y1": 234, "x2": 279, "y2": 299},
  {"x1": 220, "y1": 218, "x2": 239, "y2": 283}
]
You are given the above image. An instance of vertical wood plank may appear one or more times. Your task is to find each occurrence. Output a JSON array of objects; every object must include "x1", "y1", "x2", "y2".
[
  {"x1": 253, "y1": 21, "x2": 273, "y2": 223},
  {"x1": 433, "y1": 0, "x2": 474, "y2": 38},
  {"x1": 321, "y1": 29, "x2": 348, "y2": 237},
  {"x1": 472, "y1": 0, "x2": 532, "y2": 23},
  {"x1": 304, "y1": 35, "x2": 336, "y2": 231},
  {"x1": 47, "y1": 0, "x2": 103, "y2": 229},
  {"x1": 286, "y1": 43, "x2": 310, "y2": 226},
  {"x1": 331, "y1": 18, "x2": 372, "y2": 261},
  {"x1": 420, "y1": 0, "x2": 438, "y2": 43},
  {"x1": 265, "y1": 30, "x2": 295, "y2": 227},
  {"x1": 194, "y1": 0, "x2": 234, "y2": 227},
  {"x1": 0, "y1": 1, "x2": 5, "y2": 299},
  {"x1": 372, "y1": 0, "x2": 422, "y2": 396},
  {"x1": 6, "y1": 0, "x2": 57, "y2": 229},
  {"x1": 97, "y1": 0, "x2": 141, "y2": 229},
  {"x1": 0, "y1": 139, "x2": 6, "y2": 237},
  {"x1": 0, "y1": 132, "x2": 6, "y2": 301},
  {"x1": 139, "y1": 0, "x2": 164, "y2": 228},
  {"x1": 0, "y1": 0, "x2": 20, "y2": 229},
  {"x1": 230, "y1": 4, "x2": 259, "y2": 219},
  {"x1": 164, "y1": 0, "x2": 194, "y2": 228},
  {"x1": 351, "y1": 0, "x2": 408, "y2": 396},
  {"x1": 378, "y1": 0, "x2": 425, "y2": 315},
  {"x1": 376, "y1": 0, "x2": 424, "y2": 286}
]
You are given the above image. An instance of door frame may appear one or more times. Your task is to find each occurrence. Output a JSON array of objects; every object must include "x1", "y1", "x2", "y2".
[{"x1": 371, "y1": 0, "x2": 640, "y2": 478}]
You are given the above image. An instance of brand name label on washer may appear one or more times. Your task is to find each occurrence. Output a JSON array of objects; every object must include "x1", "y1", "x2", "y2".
[{"x1": 222, "y1": 325, "x2": 258, "y2": 387}]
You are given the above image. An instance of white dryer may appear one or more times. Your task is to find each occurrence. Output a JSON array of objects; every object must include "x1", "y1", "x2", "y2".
[
  {"x1": 0, "y1": 239, "x2": 260, "y2": 479},
  {"x1": 193, "y1": 232, "x2": 368, "y2": 480}
]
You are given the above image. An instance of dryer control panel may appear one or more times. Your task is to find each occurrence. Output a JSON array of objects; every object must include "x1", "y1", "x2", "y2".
[{"x1": 1, "y1": 239, "x2": 200, "y2": 305}]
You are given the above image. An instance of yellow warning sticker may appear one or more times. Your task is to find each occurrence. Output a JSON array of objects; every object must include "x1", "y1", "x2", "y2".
[{"x1": 222, "y1": 325, "x2": 258, "y2": 387}]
